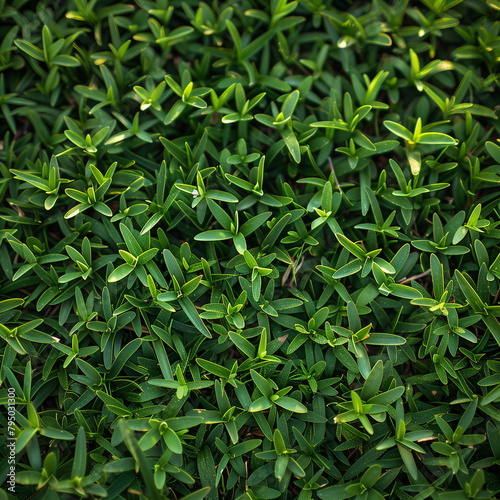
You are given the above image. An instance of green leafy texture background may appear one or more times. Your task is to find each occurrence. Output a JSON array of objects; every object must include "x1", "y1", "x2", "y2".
[{"x1": 1, "y1": 0, "x2": 500, "y2": 499}]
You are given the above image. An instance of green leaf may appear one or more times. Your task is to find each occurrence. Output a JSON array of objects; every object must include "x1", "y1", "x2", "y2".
[
  {"x1": 163, "y1": 249, "x2": 186, "y2": 285},
  {"x1": 483, "y1": 315, "x2": 500, "y2": 349},
  {"x1": 228, "y1": 331, "x2": 256, "y2": 358},
  {"x1": 109, "y1": 338, "x2": 142, "y2": 380},
  {"x1": 333, "y1": 260, "x2": 363, "y2": 279},
  {"x1": 384, "y1": 121, "x2": 413, "y2": 141},
  {"x1": 108, "y1": 263, "x2": 134, "y2": 282},
  {"x1": 274, "y1": 396, "x2": 307, "y2": 413},
  {"x1": 388, "y1": 283, "x2": 422, "y2": 299},
  {"x1": 240, "y1": 212, "x2": 272, "y2": 236},
  {"x1": 119, "y1": 421, "x2": 163, "y2": 500},
  {"x1": 455, "y1": 271, "x2": 485, "y2": 314},
  {"x1": 197, "y1": 446, "x2": 217, "y2": 500},
  {"x1": 75, "y1": 359, "x2": 101, "y2": 386},
  {"x1": 335, "y1": 234, "x2": 366, "y2": 260},
  {"x1": 195, "y1": 230, "x2": 234, "y2": 241},
  {"x1": 486, "y1": 141, "x2": 500, "y2": 163},
  {"x1": 430, "y1": 253, "x2": 445, "y2": 299},
  {"x1": 360, "y1": 360, "x2": 383, "y2": 400},
  {"x1": 418, "y1": 132, "x2": 457, "y2": 145},
  {"x1": 120, "y1": 223, "x2": 142, "y2": 256},
  {"x1": 14, "y1": 40, "x2": 45, "y2": 61},
  {"x1": 196, "y1": 359, "x2": 230, "y2": 379},
  {"x1": 249, "y1": 396, "x2": 273, "y2": 412},
  {"x1": 97, "y1": 390, "x2": 132, "y2": 416},
  {"x1": 0, "y1": 298, "x2": 24, "y2": 313},
  {"x1": 360, "y1": 464, "x2": 381, "y2": 489},
  {"x1": 178, "y1": 297, "x2": 211, "y2": 338},
  {"x1": 72, "y1": 427, "x2": 87, "y2": 478},
  {"x1": 251, "y1": 369, "x2": 273, "y2": 399},
  {"x1": 368, "y1": 386, "x2": 405, "y2": 406},
  {"x1": 281, "y1": 126, "x2": 301, "y2": 163},
  {"x1": 282, "y1": 90, "x2": 300, "y2": 119},
  {"x1": 397, "y1": 442, "x2": 418, "y2": 481},
  {"x1": 52, "y1": 54, "x2": 80, "y2": 66},
  {"x1": 207, "y1": 198, "x2": 233, "y2": 230}
]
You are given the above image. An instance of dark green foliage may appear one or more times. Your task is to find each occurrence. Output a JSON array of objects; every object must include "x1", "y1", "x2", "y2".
[{"x1": 1, "y1": 0, "x2": 500, "y2": 499}]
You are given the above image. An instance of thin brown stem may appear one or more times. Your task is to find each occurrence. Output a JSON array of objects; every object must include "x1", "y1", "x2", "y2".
[{"x1": 398, "y1": 268, "x2": 431, "y2": 284}]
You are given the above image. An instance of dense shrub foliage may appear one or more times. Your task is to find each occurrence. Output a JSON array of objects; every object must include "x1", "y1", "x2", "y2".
[{"x1": 1, "y1": 0, "x2": 500, "y2": 498}]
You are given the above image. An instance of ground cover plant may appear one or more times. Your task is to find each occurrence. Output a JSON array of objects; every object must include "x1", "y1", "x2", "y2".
[{"x1": 1, "y1": 0, "x2": 500, "y2": 498}]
